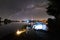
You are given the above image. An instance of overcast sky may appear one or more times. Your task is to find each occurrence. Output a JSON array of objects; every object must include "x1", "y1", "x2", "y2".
[{"x1": 0, "y1": 0, "x2": 53, "y2": 20}]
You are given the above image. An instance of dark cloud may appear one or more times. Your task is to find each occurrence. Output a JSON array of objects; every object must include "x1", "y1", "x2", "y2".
[{"x1": 0, "y1": 0, "x2": 53, "y2": 20}]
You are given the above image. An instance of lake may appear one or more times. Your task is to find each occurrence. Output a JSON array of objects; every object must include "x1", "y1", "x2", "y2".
[
  {"x1": 0, "y1": 22, "x2": 53, "y2": 40},
  {"x1": 0, "y1": 22, "x2": 27, "y2": 38}
]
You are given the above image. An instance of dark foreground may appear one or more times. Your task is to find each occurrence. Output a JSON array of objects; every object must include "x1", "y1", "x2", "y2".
[
  {"x1": 0, "y1": 29, "x2": 60, "y2": 40},
  {"x1": 0, "y1": 22, "x2": 60, "y2": 40}
]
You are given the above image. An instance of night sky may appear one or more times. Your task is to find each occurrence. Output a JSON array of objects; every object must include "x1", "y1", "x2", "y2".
[{"x1": 0, "y1": 0, "x2": 53, "y2": 20}]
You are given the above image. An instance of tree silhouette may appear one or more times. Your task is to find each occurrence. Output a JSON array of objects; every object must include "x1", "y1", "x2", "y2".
[
  {"x1": 4, "y1": 19, "x2": 11, "y2": 24},
  {"x1": 47, "y1": 0, "x2": 60, "y2": 32},
  {"x1": 47, "y1": 0, "x2": 60, "y2": 18}
]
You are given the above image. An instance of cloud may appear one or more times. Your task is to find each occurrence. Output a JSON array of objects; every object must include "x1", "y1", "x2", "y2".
[{"x1": 0, "y1": 0, "x2": 52, "y2": 20}]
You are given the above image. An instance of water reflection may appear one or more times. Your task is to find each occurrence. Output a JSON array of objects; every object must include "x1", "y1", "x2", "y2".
[
  {"x1": 0, "y1": 21, "x2": 11, "y2": 26},
  {"x1": 4, "y1": 21, "x2": 11, "y2": 24},
  {"x1": 0, "y1": 22, "x2": 49, "y2": 40},
  {"x1": 16, "y1": 29, "x2": 26, "y2": 36}
]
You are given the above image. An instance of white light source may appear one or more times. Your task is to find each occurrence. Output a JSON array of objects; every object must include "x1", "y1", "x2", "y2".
[
  {"x1": 32, "y1": 22, "x2": 48, "y2": 31},
  {"x1": 33, "y1": 25, "x2": 42, "y2": 30},
  {"x1": 16, "y1": 29, "x2": 26, "y2": 36},
  {"x1": 16, "y1": 30, "x2": 22, "y2": 35}
]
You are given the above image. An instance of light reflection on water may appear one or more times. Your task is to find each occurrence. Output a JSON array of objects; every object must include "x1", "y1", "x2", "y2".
[
  {"x1": 0, "y1": 22, "x2": 27, "y2": 38},
  {"x1": 16, "y1": 29, "x2": 26, "y2": 36},
  {"x1": 0, "y1": 22, "x2": 48, "y2": 39}
]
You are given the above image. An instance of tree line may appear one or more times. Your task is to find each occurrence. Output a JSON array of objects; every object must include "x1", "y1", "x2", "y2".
[{"x1": 47, "y1": 0, "x2": 60, "y2": 32}]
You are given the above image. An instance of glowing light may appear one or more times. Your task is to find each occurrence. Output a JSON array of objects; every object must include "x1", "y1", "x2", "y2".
[
  {"x1": 32, "y1": 22, "x2": 48, "y2": 31},
  {"x1": 26, "y1": 20, "x2": 30, "y2": 23},
  {"x1": 33, "y1": 25, "x2": 43, "y2": 30},
  {"x1": 16, "y1": 29, "x2": 26, "y2": 36},
  {"x1": 23, "y1": 19, "x2": 30, "y2": 23}
]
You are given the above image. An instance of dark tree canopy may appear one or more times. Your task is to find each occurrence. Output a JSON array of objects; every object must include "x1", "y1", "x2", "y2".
[
  {"x1": 47, "y1": 0, "x2": 60, "y2": 32},
  {"x1": 47, "y1": 0, "x2": 60, "y2": 18}
]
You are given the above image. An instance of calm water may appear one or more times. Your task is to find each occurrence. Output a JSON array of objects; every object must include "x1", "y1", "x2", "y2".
[
  {"x1": 0, "y1": 22, "x2": 27, "y2": 38},
  {"x1": 0, "y1": 22, "x2": 54, "y2": 40}
]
